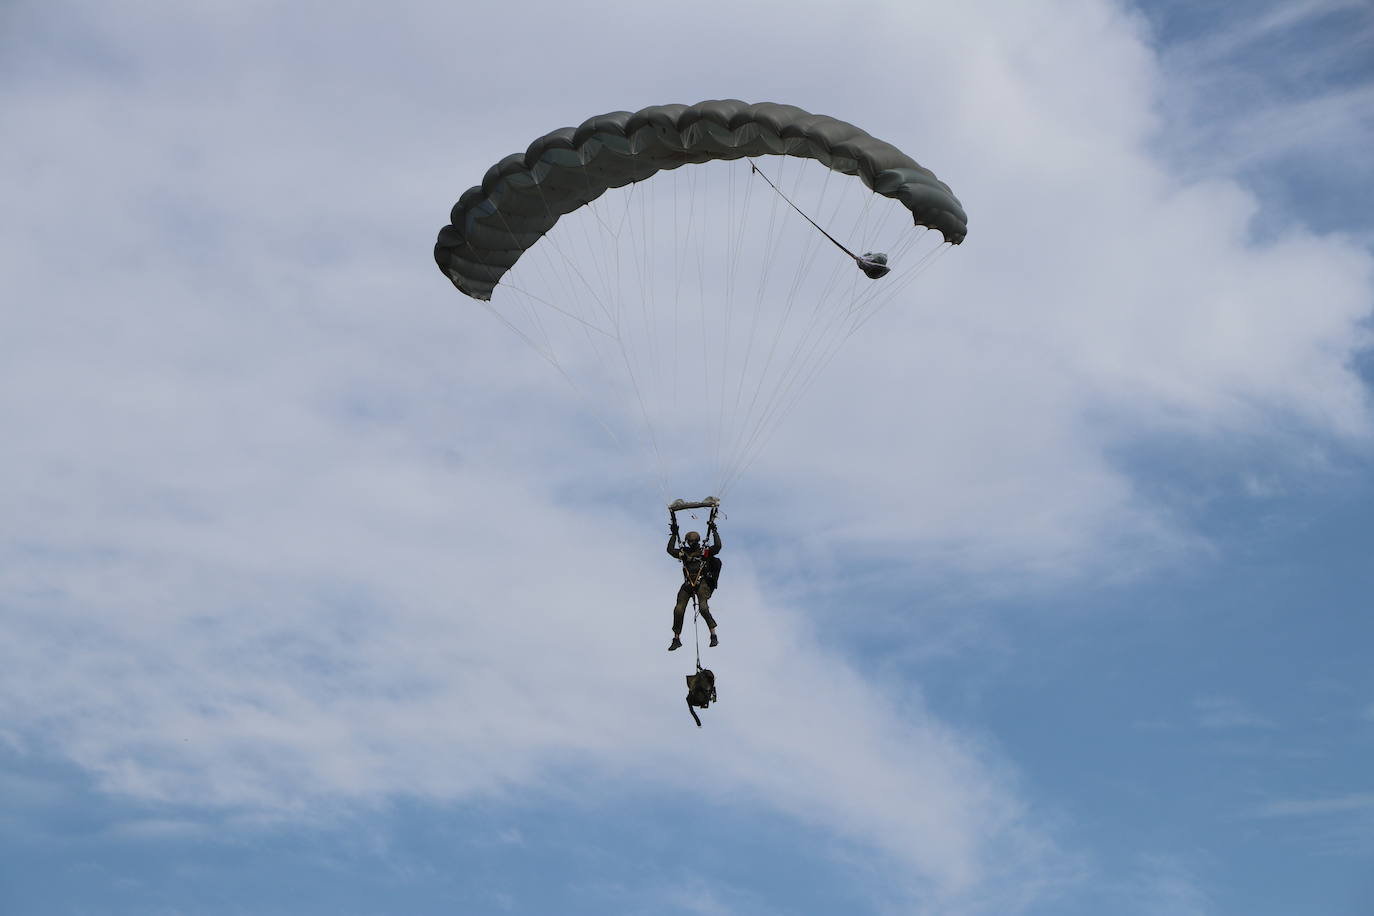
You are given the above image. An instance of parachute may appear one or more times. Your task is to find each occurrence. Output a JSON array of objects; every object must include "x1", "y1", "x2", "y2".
[{"x1": 435, "y1": 100, "x2": 966, "y2": 499}]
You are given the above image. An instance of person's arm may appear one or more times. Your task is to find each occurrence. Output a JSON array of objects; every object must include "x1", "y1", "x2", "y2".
[
  {"x1": 708, "y1": 523, "x2": 722, "y2": 554},
  {"x1": 667, "y1": 524, "x2": 681, "y2": 558}
]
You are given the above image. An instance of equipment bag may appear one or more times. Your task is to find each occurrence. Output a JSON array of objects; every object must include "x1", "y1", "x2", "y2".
[
  {"x1": 685, "y1": 667, "x2": 717, "y2": 728},
  {"x1": 704, "y1": 554, "x2": 722, "y2": 590}
]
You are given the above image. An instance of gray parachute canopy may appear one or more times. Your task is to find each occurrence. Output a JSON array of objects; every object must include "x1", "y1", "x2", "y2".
[{"x1": 434, "y1": 100, "x2": 968, "y2": 300}]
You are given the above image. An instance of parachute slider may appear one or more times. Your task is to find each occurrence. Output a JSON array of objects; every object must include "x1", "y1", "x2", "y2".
[
  {"x1": 669, "y1": 497, "x2": 720, "y2": 531},
  {"x1": 668, "y1": 497, "x2": 721, "y2": 512}
]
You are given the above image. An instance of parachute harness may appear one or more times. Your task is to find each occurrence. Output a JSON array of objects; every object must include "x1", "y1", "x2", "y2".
[{"x1": 675, "y1": 502, "x2": 719, "y2": 670}]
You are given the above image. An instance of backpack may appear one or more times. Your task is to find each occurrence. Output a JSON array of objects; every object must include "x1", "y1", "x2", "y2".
[
  {"x1": 704, "y1": 554, "x2": 722, "y2": 590},
  {"x1": 685, "y1": 667, "x2": 717, "y2": 727}
]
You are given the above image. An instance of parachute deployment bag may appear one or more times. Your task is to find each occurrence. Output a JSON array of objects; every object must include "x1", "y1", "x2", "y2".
[{"x1": 685, "y1": 667, "x2": 717, "y2": 728}]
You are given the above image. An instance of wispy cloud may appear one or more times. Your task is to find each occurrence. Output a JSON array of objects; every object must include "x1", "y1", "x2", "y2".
[
  {"x1": 1163, "y1": 0, "x2": 1369, "y2": 66},
  {"x1": 0, "y1": 0, "x2": 1372, "y2": 912},
  {"x1": 105, "y1": 818, "x2": 209, "y2": 840},
  {"x1": 1196, "y1": 81, "x2": 1374, "y2": 173},
  {"x1": 1133, "y1": 854, "x2": 1215, "y2": 916},
  {"x1": 1193, "y1": 696, "x2": 1276, "y2": 730},
  {"x1": 1155, "y1": 0, "x2": 1374, "y2": 231},
  {"x1": 1252, "y1": 793, "x2": 1374, "y2": 818}
]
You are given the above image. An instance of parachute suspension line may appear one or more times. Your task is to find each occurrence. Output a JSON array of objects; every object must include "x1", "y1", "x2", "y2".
[
  {"x1": 599, "y1": 188, "x2": 672, "y2": 504},
  {"x1": 494, "y1": 204, "x2": 656, "y2": 491},
  {"x1": 524, "y1": 226, "x2": 628, "y2": 416},
  {"x1": 840, "y1": 230, "x2": 944, "y2": 333},
  {"x1": 748, "y1": 160, "x2": 871, "y2": 269},
  {"x1": 725, "y1": 170, "x2": 774, "y2": 419},
  {"x1": 672, "y1": 166, "x2": 685, "y2": 420},
  {"x1": 720, "y1": 289, "x2": 860, "y2": 496},
  {"x1": 718, "y1": 281, "x2": 846, "y2": 495},
  {"x1": 847, "y1": 186, "x2": 880, "y2": 256},
  {"x1": 723, "y1": 208, "x2": 849, "y2": 491},
  {"x1": 612, "y1": 186, "x2": 640, "y2": 334},
  {"x1": 644, "y1": 178, "x2": 670, "y2": 466},
  {"x1": 488, "y1": 209, "x2": 569, "y2": 354},
  {"x1": 674, "y1": 165, "x2": 704, "y2": 447},
  {"x1": 733, "y1": 163, "x2": 829, "y2": 437},
  {"x1": 490, "y1": 206, "x2": 614, "y2": 388},
  {"x1": 717, "y1": 167, "x2": 761, "y2": 490},
  {"x1": 523, "y1": 169, "x2": 675, "y2": 502},
  {"x1": 611, "y1": 193, "x2": 625, "y2": 336},
  {"x1": 728, "y1": 272, "x2": 881, "y2": 491},
  {"x1": 780, "y1": 171, "x2": 858, "y2": 365},
  {"x1": 522, "y1": 226, "x2": 601, "y2": 346},
  {"x1": 717, "y1": 163, "x2": 837, "y2": 495},
  {"x1": 697, "y1": 163, "x2": 717, "y2": 472},
  {"x1": 717, "y1": 155, "x2": 791, "y2": 494},
  {"x1": 712, "y1": 162, "x2": 738, "y2": 478},
  {"x1": 717, "y1": 244, "x2": 943, "y2": 497},
  {"x1": 529, "y1": 215, "x2": 633, "y2": 409},
  {"x1": 583, "y1": 200, "x2": 620, "y2": 331},
  {"x1": 496, "y1": 281, "x2": 617, "y2": 339},
  {"x1": 714, "y1": 163, "x2": 754, "y2": 481},
  {"x1": 718, "y1": 164, "x2": 811, "y2": 495},
  {"x1": 575, "y1": 181, "x2": 628, "y2": 333},
  {"x1": 475, "y1": 297, "x2": 631, "y2": 462},
  {"x1": 821, "y1": 209, "x2": 921, "y2": 337},
  {"x1": 637, "y1": 182, "x2": 660, "y2": 414},
  {"x1": 843, "y1": 220, "x2": 917, "y2": 318},
  {"x1": 849, "y1": 241, "x2": 953, "y2": 337},
  {"x1": 516, "y1": 190, "x2": 618, "y2": 332},
  {"x1": 635, "y1": 181, "x2": 674, "y2": 505},
  {"x1": 568, "y1": 173, "x2": 677, "y2": 502},
  {"x1": 718, "y1": 224, "x2": 945, "y2": 497}
]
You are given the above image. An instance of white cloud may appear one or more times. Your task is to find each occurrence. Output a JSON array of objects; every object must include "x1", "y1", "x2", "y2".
[{"x1": 1, "y1": 0, "x2": 1371, "y2": 912}]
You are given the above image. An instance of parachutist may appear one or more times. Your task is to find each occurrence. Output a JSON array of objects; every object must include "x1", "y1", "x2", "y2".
[{"x1": 667, "y1": 519, "x2": 722, "y2": 650}]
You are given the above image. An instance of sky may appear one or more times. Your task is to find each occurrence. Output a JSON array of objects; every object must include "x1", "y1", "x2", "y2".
[{"x1": 1, "y1": 0, "x2": 1372, "y2": 914}]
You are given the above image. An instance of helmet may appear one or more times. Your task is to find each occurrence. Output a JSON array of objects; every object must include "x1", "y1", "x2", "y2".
[{"x1": 685, "y1": 531, "x2": 701, "y2": 545}]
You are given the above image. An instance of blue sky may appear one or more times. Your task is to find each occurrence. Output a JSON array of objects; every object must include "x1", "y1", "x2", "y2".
[{"x1": 2, "y1": 1, "x2": 1372, "y2": 914}]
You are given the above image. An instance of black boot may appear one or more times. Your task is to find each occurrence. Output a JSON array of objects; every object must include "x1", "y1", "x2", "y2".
[
  {"x1": 709, "y1": 632, "x2": 719, "y2": 647},
  {"x1": 668, "y1": 636, "x2": 682, "y2": 651}
]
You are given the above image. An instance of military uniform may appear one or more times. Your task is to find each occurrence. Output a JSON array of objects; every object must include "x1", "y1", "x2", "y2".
[{"x1": 667, "y1": 528, "x2": 721, "y2": 636}]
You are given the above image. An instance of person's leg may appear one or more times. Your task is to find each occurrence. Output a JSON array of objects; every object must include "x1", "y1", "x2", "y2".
[
  {"x1": 669, "y1": 583, "x2": 690, "y2": 649},
  {"x1": 698, "y1": 584, "x2": 719, "y2": 646},
  {"x1": 672, "y1": 583, "x2": 691, "y2": 634}
]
